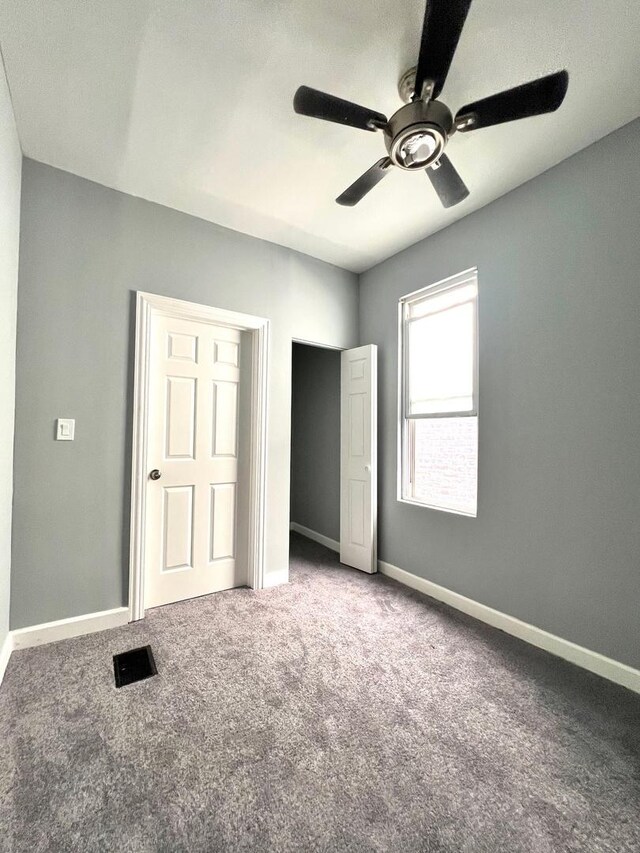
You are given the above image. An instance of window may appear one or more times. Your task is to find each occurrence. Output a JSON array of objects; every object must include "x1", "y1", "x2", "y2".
[{"x1": 399, "y1": 269, "x2": 478, "y2": 516}]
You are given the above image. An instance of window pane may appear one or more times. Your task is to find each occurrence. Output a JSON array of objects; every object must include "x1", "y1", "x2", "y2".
[
  {"x1": 408, "y1": 301, "x2": 475, "y2": 415},
  {"x1": 411, "y1": 417, "x2": 477, "y2": 515},
  {"x1": 408, "y1": 282, "x2": 477, "y2": 320}
]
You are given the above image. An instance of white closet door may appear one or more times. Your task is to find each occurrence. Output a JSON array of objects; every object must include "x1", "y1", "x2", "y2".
[
  {"x1": 144, "y1": 314, "x2": 244, "y2": 609},
  {"x1": 340, "y1": 345, "x2": 377, "y2": 573}
]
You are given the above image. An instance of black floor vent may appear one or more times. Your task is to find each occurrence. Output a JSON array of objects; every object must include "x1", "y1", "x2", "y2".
[{"x1": 113, "y1": 645, "x2": 157, "y2": 688}]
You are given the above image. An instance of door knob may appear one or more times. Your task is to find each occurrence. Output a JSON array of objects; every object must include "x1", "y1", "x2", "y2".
[
  {"x1": 365, "y1": 465, "x2": 371, "y2": 472},
  {"x1": 149, "y1": 469, "x2": 162, "y2": 481}
]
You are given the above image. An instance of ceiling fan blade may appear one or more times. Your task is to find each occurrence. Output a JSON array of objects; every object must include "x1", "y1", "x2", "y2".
[
  {"x1": 455, "y1": 70, "x2": 569, "y2": 131},
  {"x1": 336, "y1": 158, "x2": 393, "y2": 206},
  {"x1": 426, "y1": 154, "x2": 469, "y2": 208},
  {"x1": 294, "y1": 86, "x2": 387, "y2": 132},
  {"x1": 414, "y1": 0, "x2": 473, "y2": 101}
]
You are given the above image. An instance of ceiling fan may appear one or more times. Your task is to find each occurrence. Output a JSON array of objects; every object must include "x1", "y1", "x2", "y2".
[{"x1": 293, "y1": 0, "x2": 568, "y2": 209}]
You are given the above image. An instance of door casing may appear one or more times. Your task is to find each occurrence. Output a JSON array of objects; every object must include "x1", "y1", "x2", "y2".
[{"x1": 129, "y1": 292, "x2": 269, "y2": 621}]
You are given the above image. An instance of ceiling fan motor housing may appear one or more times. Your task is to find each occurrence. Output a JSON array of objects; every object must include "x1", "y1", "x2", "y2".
[{"x1": 384, "y1": 100, "x2": 454, "y2": 171}]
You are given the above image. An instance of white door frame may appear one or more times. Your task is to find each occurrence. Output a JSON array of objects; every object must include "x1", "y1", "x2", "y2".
[{"x1": 129, "y1": 291, "x2": 269, "y2": 621}]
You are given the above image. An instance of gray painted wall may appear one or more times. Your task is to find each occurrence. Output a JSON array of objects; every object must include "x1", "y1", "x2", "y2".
[
  {"x1": 290, "y1": 343, "x2": 341, "y2": 542},
  {"x1": 12, "y1": 159, "x2": 358, "y2": 629},
  {"x1": 359, "y1": 118, "x2": 640, "y2": 669},
  {"x1": 0, "y1": 60, "x2": 21, "y2": 652}
]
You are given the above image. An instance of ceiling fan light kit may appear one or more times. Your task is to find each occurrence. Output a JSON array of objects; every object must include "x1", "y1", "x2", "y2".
[
  {"x1": 293, "y1": 0, "x2": 569, "y2": 209},
  {"x1": 386, "y1": 98, "x2": 452, "y2": 171}
]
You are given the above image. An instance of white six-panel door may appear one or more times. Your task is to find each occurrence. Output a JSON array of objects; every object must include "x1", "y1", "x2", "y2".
[
  {"x1": 144, "y1": 314, "x2": 245, "y2": 608},
  {"x1": 340, "y1": 345, "x2": 377, "y2": 573}
]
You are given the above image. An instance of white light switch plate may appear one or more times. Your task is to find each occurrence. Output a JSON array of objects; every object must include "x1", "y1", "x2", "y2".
[{"x1": 56, "y1": 418, "x2": 75, "y2": 441}]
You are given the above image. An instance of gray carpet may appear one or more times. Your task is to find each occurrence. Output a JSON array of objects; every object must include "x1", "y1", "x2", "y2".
[{"x1": 1, "y1": 533, "x2": 639, "y2": 853}]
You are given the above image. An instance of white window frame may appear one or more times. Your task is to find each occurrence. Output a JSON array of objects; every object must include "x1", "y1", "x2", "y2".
[{"x1": 397, "y1": 267, "x2": 479, "y2": 516}]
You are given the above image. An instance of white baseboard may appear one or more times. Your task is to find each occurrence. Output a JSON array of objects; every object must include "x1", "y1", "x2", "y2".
[
  {"x1": 11, "y1": 606, "x2": 130, "y2": 651},
  {"x1": 379, "y1": 560, "x2": 640, "y2": 695},
  {"x1": 0, "y1": 631, "x2": 13, "y2": 688},
  {"x1": 290, "y1": 522, "x2": 339, "y2": 553},
  {"x1": 263, "y1": 569, "x2": 289, "y2": 589}
]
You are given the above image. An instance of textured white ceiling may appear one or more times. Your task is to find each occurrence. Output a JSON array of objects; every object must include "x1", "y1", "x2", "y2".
[{"x1": 1, "y1": 0, "x2": 639, "y2": 272}]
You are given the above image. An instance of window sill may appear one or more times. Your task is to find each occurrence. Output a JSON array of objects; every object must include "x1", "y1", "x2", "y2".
[{"x1": 397, "y1": 496, "x2": 477, "y2": 518}]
